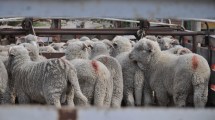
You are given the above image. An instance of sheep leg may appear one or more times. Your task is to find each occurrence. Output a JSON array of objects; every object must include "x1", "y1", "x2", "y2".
[
  {"x1": 94, "y1": 80, "x2": 106, "y2": 107},
  {"x1": 17, "y1": 92, "x2": 30, "y2": 104},
  {"x1": 193, "y1": 83, "x2": 208, "y2": 108},
  {"x1": 173, "y1": 79, "x2": 191, "y2": 107},
  {"x1": 45, "y1": 93, "x2": 61, "y2": 108},
  {"x1": 66, "y1": 87, "x2": 75, "y2": 107},
  {"x1": 124, "y1": 91, "x2": 135, "y2": 106},
  {"x1": 154, "y1": 88, "x2": 169, "y2": 106},
  {"x1": 143, "y1": 80, "x2": 153, "y2": 106}
]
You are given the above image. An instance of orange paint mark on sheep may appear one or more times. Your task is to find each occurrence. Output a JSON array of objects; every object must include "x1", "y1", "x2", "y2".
[
  {"x1": 192, "y1": 55, "x2": 198, "y2": 70},
  {"x1": 92, "y1": 60, "x2": 99, "y2": 72},
  {"x1": 211, "y1": 64, "x2": 215, "y2": 71},
  {"x1": 211, "y1": 84, "x2": 215, "y2": 92}
]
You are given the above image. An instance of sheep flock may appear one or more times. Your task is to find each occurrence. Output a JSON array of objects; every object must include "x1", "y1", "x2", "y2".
[{"x1": 0, "y1": 34, "x2": 211, "y2": 108}]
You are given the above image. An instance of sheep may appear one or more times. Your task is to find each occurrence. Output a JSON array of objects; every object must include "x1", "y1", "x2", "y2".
[
  {"x1": 67, "y1": 39, "x2": 80, "y2": 44},
  {"x1": 20, "y1": 43, "x2": 47, "y2": 61},
  {"x1": 94, "y1": 55, "x2": 123, "y2": 108},
  {"x1": 90, "y1": 41, "x2": 109, "y2": 59},
  {"x1": 116, "y1": 52, "x2": 144, "y2": 106},
  {"x1": 145, "y1": 35, "x2": 158, "y2": 42},
  {"x1": 65, "y1": 42, "x2": 113, "y2": 107},
  {"x1": 80, "y1": 36, "x2": 90, "y2": 41},
  {"x1": 91, "y1": 38, "x2": 99, "y2": 42},
  {"x1": 39, "y1": 46, "x2": 57, "y2": 53},
  {"x1": 5, "y1": 46, "x2": 87, "y2": 107},
  {"x1": 16, "y1": 34, "x2": 42, "y2": 47},
  {"x1": 89, "y1": 42, "x2": 123, "y2": 108},
  {"x1": 0, "y1": 60, "x2": 8, "y2": 103},
  {"x1": 165, "y1": 45, "x2": 192, "y2": 55},
  {"x1": 129, "y1": 38, "x2": 211, "y2": 107},
  {"x1": 110, "y1": 36, "x2": 132, "y2": 57},
  {"x1": 49, "y1": 42, "x2": 66, "y2": 52},
  {"x1": 157, "y1": 36, "x2": 179, "y2": 50}
]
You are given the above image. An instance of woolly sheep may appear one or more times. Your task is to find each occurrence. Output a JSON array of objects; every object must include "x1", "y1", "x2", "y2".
[
  {"x1": 80, "y1": 36, "x2": 90, "y2": 41},
  {"x1": 16, "y1": 34, "x2": 42, "y2": 47},
  {"x1": 165, "y1": 45, "x2": 192, "y2": 55},
  {"x1": 21, "y1": 43, "x2": 47, "y2": 61},
  {"x1": 91, "y1": 38, "x2": 99, "y2": 42},
  {"x1": 39, "y1": 46, "x2": 57, "y2": 53},
  {"x1": 157, "y1": 36, "x2": 179, "y2": 50},
  {"x1": 49, "y1": 42, "x2": 66, "y2": 52},
  {"x1": 110, "y1": 36, "x2": 132, "y2": 57},
  {"x1": 129, "y1": 38, "x2": 210, "y2": 107},
  {"x1": 89, "y1": 41, "x2": 123, "y2": 107},
  {"x1": 116, "y1": 52, "x2": 144, "y2": 106},
  {"x1": 94, "y1": 55, "x2": 123, "y2": 108},
  {"x1": 6, "y1": 46, "x2": 87, "y2": 107},
  {"x1": 0, "y1": 60, "x2": 8, "y2": 103},
  {"x1": 90, "y1": 41, "x2": 109, "y2": 59},
  {"x1": 145, "y1": 35, "x2": 158, "y2": 42},
  {"x1": 65, "y1": 43, "x2": 113, "y2": 107}
]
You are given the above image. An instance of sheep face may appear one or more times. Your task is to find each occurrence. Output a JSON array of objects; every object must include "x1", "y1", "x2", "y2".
[
  {"x1": 129, "y1": 39, "x2": 160, "y2": 64},
  {"x1": 65, "y1": 42, "x2": 89, "y2": 60},
  {"x1": 9, "y1": 46, "x2": 28, "y2": 57},
  {"x1": 20, "y1": 43, "x2": 39, "y2": 60},
  {"x1": 157, "y1": 37, "x2": 179, "y2": 50}
]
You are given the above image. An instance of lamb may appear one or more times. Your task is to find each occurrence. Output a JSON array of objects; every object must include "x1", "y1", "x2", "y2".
[
  {"x1": 39, "y1": 46, "x2": 57, "y2": 53},
  {"x1": 89, "y1": 41, "x2": 123, "y2": 108},
  {"x1": 145, "y1": 35, "x2": 158, "y2": 42},
  {"x1": 129, "y1": 38, "x2": 210, "y2": 107},
  {"x1": 90, "y1": 41, "x2": 109, "y2": 59},
  {"x1": 157, "y1": 36, "x2": 179, "y2": 50},
  {"x1": 165, "y1": 45, "x2": 192, "y2": 55},
  {"x1": 80, "y1": 36, "x2": 90, "y2": 41},
  {"x1": 116, "y1": 52, "x2": 144, "y2": 106},
  {"x1": 20, "y1": 43, "x2": 47, "y2": 61},
  {"x1": 49, "y1": 42, "x2": 66, "y2": 52},
  {"x1": 0, "y1": 60, "x2": 8, "y2": 103},
  {"x1": 91, "y1": 38, "x2": 99, "y2": 42},
  {"x1": 16, "y1": 34, "x2": 42, "y2": 47},
  {"x1": 5, "y1": 46, "x2": 87, "y2": 107},
  {"x1": 110, "y1": 36, "x2": 132, "y2": 57},
  {"x1": 65, "y1": 42, "x2": 113, "y2": 107}
]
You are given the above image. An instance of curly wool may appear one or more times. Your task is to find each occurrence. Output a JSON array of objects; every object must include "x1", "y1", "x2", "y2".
[
  {"x1": 129, "y1": 38, "x2": 210, "y2": 107},
  {"x1": 6, "y1": 46, "x2": 87, "y2": 107},
  {"x1": 116, "y1": 52, "x2": 144, "y2": 106}
]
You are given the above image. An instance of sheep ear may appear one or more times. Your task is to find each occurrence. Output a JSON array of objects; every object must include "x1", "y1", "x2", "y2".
[
  {"x1": 82, "y1": 43, "x2": 88, "y2": 50},
  {"x1": 146, "y1": 42, "x2": 154, "y2": 52},
  {"x1": 8, "y1": 47, "x2": 15, "y2": 55},
  {"x1": 172, "y1": 39, "x2": 179, "y2": 45}
]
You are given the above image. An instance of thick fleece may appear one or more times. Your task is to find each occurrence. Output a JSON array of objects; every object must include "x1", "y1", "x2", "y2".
[{"x1": 129, "y1": 38, "x2": 211, "y2": 107}]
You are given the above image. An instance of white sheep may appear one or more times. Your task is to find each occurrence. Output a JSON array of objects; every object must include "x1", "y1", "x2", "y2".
[
  {"x1": 129, "y1": 38, "x2": 210, "y2": 107},
  {"x1": 39, "y1": 46, "x2": 57, "y2": 53},
  {"x1": 110, "y1": 36, "x2": 132, "y2": 57},
  {"x1": 49, "y1": 42, "x2": 66, "y2": 52},
  {"x1": 0, "y1": 60, "x2": 8, "y2": 103},
  {"x1": 116, "y1": 52, "x2": 144, "y2": 106},
  {"x1": 65, "y1": 42, "x2": 113, "y2": 107},
  {"x1": 165, "y1": 45, "x2": 192, "y2": 55},
  {"x1": 157, "y1": 36, "x2": 180, "y2": 50},
  {"x1": 6, "y1": 46, "x2": 87, "y2": 107},
  {"x1": 89, "y1": 41, "x2": 123, "y2": 108},
  {"x1": 21, "y1": 43, "x2": 47, "y2": 61}
]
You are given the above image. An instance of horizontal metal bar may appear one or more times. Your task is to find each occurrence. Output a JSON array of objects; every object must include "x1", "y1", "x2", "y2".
[
  {"x1": 0, "y1": 27, "x2": 179, "y2": 36},
  {"x1": 41, "y1": 53, "x2": 65, "y2": 59},
  {"x1": 0, "y1": 106, "x2": 215, "y2": 120},
  {"x1": 0, "y1": 0, "x2": 214, "y2": 19}
]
